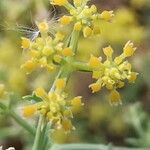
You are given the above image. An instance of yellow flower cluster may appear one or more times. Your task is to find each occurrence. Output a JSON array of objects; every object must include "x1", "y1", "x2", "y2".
[
  {"x1": 89, "y1": 41, "x2": 138, "y2": 105},
  {"x1": 21, "y1": 22, "x2": 74, "y2": 74},
  {"x1": 50, "y1": 0, "x2": 114, "y2": 37},
  {"x1": 23, "y1": 78, "x2": 83, "y2": 131}
]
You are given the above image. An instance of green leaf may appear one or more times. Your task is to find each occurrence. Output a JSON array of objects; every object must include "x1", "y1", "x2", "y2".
[{"x1": 22, "y1": 93, "x2": 42, "y2": 103}]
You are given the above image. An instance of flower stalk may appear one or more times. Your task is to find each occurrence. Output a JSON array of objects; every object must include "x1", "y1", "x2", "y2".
[{"x1": 0, "y1": 102, "x2": 35, "y2": 136}]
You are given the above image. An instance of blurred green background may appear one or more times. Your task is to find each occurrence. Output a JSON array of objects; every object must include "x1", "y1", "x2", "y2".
[{"x1": 0, "y1": 0, "x2": 150, "y2": 149}]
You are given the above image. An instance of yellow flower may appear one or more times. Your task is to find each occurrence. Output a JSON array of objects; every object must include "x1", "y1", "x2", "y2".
[
  {"x1": 55, "y1": 78, "x2": 66, "y2": 89},
  {"x1": 89, "y1": 42, "x2": 138, "y2": 105},
  {"x1": 21, "y1": 37, "x2": 30, "y2": 49},
  {"x1": 89, "y1": 82, "x2": 101, "y2": 93},
  {"x1": 39, "y1": 57, "x2": 47, "y2": 67},
  {"x1": 74, "y1": 22, "x2": 82, "y2": 31},
  {"x1": 21, "y1": 60, "x2": 37, "y2": 74},
  {"x1": 123, "y1": 41, "x2": 136, "y2": 57},
  {"x1": 64, "y1": 110, "x2": 73, "y2": 118},
  {"x1": 62, "y1": 47, "x2": 74, "y2": 57},
  {"x1": 83, "y1": 26, "x2": 92, "y2": 37},
  {"x1": 24, "y1": 86, "x2": 83, "y2": 130},
  {"x1": 35, "y1": 87, "x2": 46, "y2": 97},
  {"x1": 60, "y1": 15, "x2": 72, "y2": 25},
  {"x1": 55, "y1": 32, "x2": 65, "y2": 41},
  {"x1": 51, "y1": 0, "x2": 68, "y2": 6},
  {"x1": 110, "y1": 90, "x2": 122, "y2": 106},
  {"x1": 47, "y1": 64, "x2": 55, "y2": 72},
  {"x1": 30, "y1": 50, "x2": 40, "y2": 58},
  {"x1": 23, "y1": 105, "x2": 37, "y2": 118},
  {"x1": 62, "y1": 119, "x2": 74, "y2": 131},
  {"x1": 89, "y1": 55, "x2": 101, "y2": 68},
  {"x1": 71, "y1": 96, "x2": 83, "y2": 113},
  {"x1": 53, "y1": 55, "x2": 62, "y2": 63},
  {"x1": 103, "y1": 46, "x2": 113, "y2": 58},
  {"x1": 90, "y1": 5, "x2": 97, "y2": 13},
  {"x1": 92, "y1": 71, "x2": 102, "y2": 79},
  {"x1": 42, "y1": 47, "x2": 54, "y2": 56},
  {"x1": 71, "y1": 96, "x2": 83, "y2": 108},
  {"x1": 128, "y1": 72, "x2": 138, "y2": 83},
  {"x1": 100, "y1": 10, "x2": 114, "y2": 21},
  {"x1": 38, "y1": 22, "x2": 49, "y2": 32}
]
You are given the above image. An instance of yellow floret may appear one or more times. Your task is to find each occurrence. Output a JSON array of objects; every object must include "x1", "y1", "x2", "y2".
[
  {"x1": 83, "y1": 26, "x2": 92, "y2": 37},
  {"x1": 62, "y1": 47, "x2": 74, "y2": 56},
  {"x1": 56, "y1": 78, "x2": 66, "y2": 89},
  {"x1": 90, "y1": 5, "x2": 97, "y2": 13},
  {"x1": 92, "y1": 71, "x2": 102, "y2": 79},
  {"x1": 47, "y1": 64, "x2": 55, "y2": 72},
  {"x1": 21, "y1": 60, "x2": 37, "y2": 74},
  {"x1": 128, "y1": 72, "x2": 138, "y2": 83},
  {"x1": 53, "y1": 55, "x2": 62, "y2": 63},
  {"x1": 60, "y1": 15, "x2": 72, "y2": 25},
  {"x1": 100, "y1": 10, "x2": 114, "y2": 21},
  {"x1": 71, "y1": 96, "x2": 83, "y2": 109},
  {"x1": 35, "y1": 87, "x2": 46, "y2": 97},
  {"x1": 21, "y1": 38, "x2": 30, "y2": 49},
  {"x1": 42, "y1": 47, "x2": 54, "y2": 56},
  {"x1": 89, "y1": 55, "x2": 101, "y2": 67},
  {"x1": 30, "y1": 50, "x2": 40, "y2": 58},
  {"x1": 39, "y1": 57, "x2": 47, "y2": 67},
  {"x1": 23, "y1": 105, "x2": 37, "y2": 118},
  {"x1": 89, "y1": 83, "x2": 101, "y2": 93},
  {"x1": 38, "y1": 22, "x2": 49, "y2": 32},
  {"x1": 52, "y1": 0, "x2": 68, "y2": 6},
  {"x1": 55, "y1": 32, "x2": 65, "y2": 41},
  {"x1": 110, "y1": 90, "x2": 122, "y2": 106},
  {"x1": 62, "y1": 119, "x2": 73, "y2": 131},
  {"x1": 63, "y1": 110, "x2": 73, "y2": 118},
  {"x1": 123, "y1": 41, "x2": 136, "y2": 57},
  {"x1": 82, "y1": 8, "x2": 91, "y2": 17},
  {"x1": 103, "y1": 46, "x2": 113, "y2": 58},
  {"x1": 74, "y1": 22, "x2": 82, "y2": 31}
]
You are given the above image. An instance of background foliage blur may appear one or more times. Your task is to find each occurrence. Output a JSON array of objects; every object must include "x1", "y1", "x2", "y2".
[{"x1": 0, "y1": 0, "x2": 150, "y2": 149}]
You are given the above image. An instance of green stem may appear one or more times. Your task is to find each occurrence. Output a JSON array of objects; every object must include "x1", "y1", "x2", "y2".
[
  {"x1": 64, "y1": 3, "x2": 75, "y2": 11},
  {"x1": 72, "y1": 61, "x2": 93, "y2": 72},
  {"x1": 70, "y1": 30, "x2": 80, "y2": 53},
  {"x1": 39, "y1": 119, "x2": 48, "y2": 150},
  {"x1": 10, "y1": 111, "x2": 36, "y2": 136},
  {"x1": 32, "y1": 115, "x2": 43, "y2": 150},
  {"x1": 50, "y1": 69, "x2": 62, "y2": 92},
  {"x1": 42, "y1": 23, "x2": 80, "y2": 150},
  {"x1": 0, "y1": 102, "x2": 35, "y2": 136}
]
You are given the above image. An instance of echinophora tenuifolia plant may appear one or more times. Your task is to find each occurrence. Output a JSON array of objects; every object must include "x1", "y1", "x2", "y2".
[{"x1": 3, "y1": 0, "x2": 139, "y2": 149}]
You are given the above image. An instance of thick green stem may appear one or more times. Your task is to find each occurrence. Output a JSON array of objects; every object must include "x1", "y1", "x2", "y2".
[
  {"x1": 41, "y1": 26, "x2": 80, "y2": 150},
  {"x1": 32, "y1": 115, "x2": 43, "y2": 150}
]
